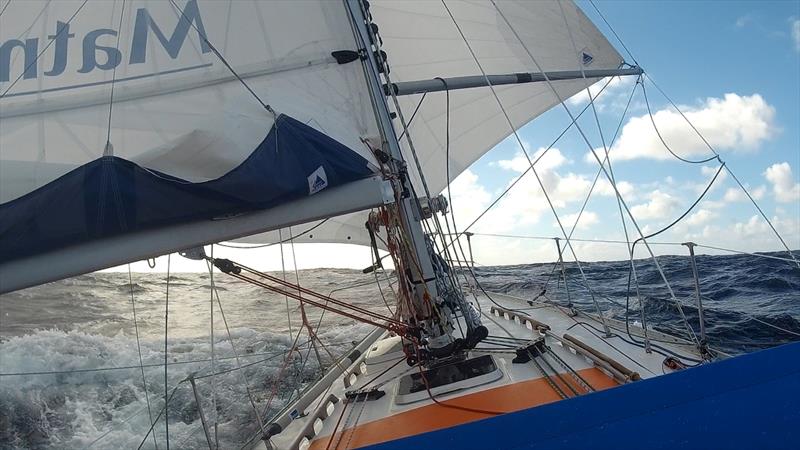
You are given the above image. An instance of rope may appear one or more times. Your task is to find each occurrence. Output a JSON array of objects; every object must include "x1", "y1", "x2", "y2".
[
  {"x1": 128, "y1": 265, "x2": 159, "y2": 450},
  {"x1": 527, "y1": 350, "x2": 568, "y2": 399},
  {"x1": 639, "y1": 73, "x2": 799, "y2": 269},
  {"x1": 415, "y1": 352, "x2": 503, "y2": 416},
  {"x1": 622, "y1": 163, "x2": 727, "y2": 344},
  {"x1": 236, "y1": 272, "x2": 401, "y2": 329},
  {"x1": 216, "y1": 219, "x2": 329, "y2": 249},
  {"x1": 641, "y1": 83, "x2": 718, "y2": 164}
]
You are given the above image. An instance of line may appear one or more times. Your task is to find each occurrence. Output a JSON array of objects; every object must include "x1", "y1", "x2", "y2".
[{"x1": 2, "y1": 62, "x2": 213, "y2": 99}]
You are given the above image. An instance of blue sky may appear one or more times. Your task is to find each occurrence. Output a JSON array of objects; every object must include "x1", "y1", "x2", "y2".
[
  {"x1": 442, "y1": 0, "x2": 800, "y2": 265},
  {"x1": 125, "y1": 0, "x2": 800, "y2": 272}
]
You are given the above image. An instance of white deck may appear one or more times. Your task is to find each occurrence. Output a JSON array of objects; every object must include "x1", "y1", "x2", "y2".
[{"x1": 256, "y1": 291, "x2": 703, "y2": 450}]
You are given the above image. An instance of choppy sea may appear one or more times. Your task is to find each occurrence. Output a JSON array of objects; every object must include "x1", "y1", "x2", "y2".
[{"x1": 1, "y1": 252, "x2": 798, "y2": 449}]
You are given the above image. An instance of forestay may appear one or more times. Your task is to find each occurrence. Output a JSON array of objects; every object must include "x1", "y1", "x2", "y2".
[
  {"x1": 238, "y1": 0, "x2": 624, "y2": 247},
  {"x1": 0, "y1": 1, "x2": 383, "y2": 275}
]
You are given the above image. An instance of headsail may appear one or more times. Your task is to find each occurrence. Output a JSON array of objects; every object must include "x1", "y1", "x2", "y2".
[
  {"x1": 0, "y1": 0, "x2": 385, "y2": 291},
  {"x1": 242, "y1": 0, "x2": 626, "y2": 248}
]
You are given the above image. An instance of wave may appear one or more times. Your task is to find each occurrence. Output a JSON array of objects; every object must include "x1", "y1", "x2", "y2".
[{"x1": 0, "y1": 324, "x2": 370, "y2": 449}]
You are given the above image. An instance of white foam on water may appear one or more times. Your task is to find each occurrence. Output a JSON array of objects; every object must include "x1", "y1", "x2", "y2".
[{"x1": 0, "y1": 323, "x2": 370, "y2": 449}]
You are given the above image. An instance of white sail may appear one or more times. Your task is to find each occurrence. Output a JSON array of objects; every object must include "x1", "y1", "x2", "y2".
[
  {"x1": 0, "y1": 0, "x2": 380, "y2": 200},
  {"x1": 242, "y1": 0, "x2": 625, "y2": 247},
  {"x1": 0, "y1": 0, "x2": 390, "y2": 290}
]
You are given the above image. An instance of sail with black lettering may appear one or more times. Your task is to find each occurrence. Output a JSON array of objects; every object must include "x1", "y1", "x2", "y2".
[{"x1": 0, "y1": 0, "x2": 386, "y2": 291}]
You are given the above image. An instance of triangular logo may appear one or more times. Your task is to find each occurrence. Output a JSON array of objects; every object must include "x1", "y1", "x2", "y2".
[
  {"x1": 581, "y1": 51, "x2": 594, "y2": 66},
  {"x1": 307, "y1": 166, "x2": 328, "y2": 195}
]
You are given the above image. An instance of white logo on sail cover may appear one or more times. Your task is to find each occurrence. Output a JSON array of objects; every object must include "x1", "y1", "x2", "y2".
[{"x1": 308, "y1": 166, "x2": 328, "y2": 195}]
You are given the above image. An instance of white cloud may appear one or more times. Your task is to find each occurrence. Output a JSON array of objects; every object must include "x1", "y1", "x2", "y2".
[
  {"x1": 566, "y1": 76, "x2": 636, "y2": 112},
  {"x1": 686, "y1": 209, "x2": 716, "y2": 226},
  {"x1": 722, "y1": 185, "x2": 766, "y2": 202},
  {"x1": 791, "y1": 18, "x2": 800, "y2": 52},
  {"x1": 589, "y1": 93, "x2": 776, "y2": 162},
  {"x1": 735, "y1": 15, "x2": 753, "y2": 28},
  {"x1": 496, "y1": 147, "x2": 567, "y2": 173},
  {"x1": 595, "y1": 179, "x2": 635, "y2": 200},
  {"x1": 558, "y1": 211, "x2": 599, "y2": 230},
  {"x1": 764, "y1": 162, "x2": 800, "y2": 203},
  {"x1": 630, "y1": 190, "x2": 679, "y2": 220}
]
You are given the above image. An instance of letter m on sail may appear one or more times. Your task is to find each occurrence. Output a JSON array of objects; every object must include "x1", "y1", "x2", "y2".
[{"x1": 129, "y1": 0, "x2": 211, "y2": 64}]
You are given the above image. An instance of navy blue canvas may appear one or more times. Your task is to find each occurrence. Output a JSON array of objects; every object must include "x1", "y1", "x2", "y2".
[
  {"x1": 368, "y1": 342, "x2": 800, "y2": 450},
  {"x1": 0, "y1": 115, "x2": 374, "y2": 263}
]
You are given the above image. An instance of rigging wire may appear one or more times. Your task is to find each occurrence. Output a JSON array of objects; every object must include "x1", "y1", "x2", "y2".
[
  {"x1": 278, "y1": 228, "x2": 294, "y2": 340},
  {"x1": 623, "y1": 163, "x2": 726, "y2": 345},
  {"x1": 0, "y1": 0, "x2": 11, "y2": 18},
  {"x1": 0, "y1": 0, "x2": 89, "y2": 98},
  {"x1": 587, "y1": 0, "x2": 639, "y2": 66},
  {"x1": 104, "y1": 0, "x2": 127, "y2": 147},
  {"x1": 163, "y1": 254, "x2": 171, "y2": 450},
  {"x1": 205, "y1": 259, "x2": 268, "y2": 437},
  {"x1": 208, "y1": 245, "x2": 219, "y2": 448},
  {"x1": 166, "y1": 0, "x2": 274, "y2": 114},
  {"x1": 693, "y1": 244, "x2": 799, "y2": 264},
  {"x1": 487, "y1": 0, "x2": 699, "y2": 346},
  {"x1": 442, "y1": 0, "x2": 612, "y2": 333},
  {"x1": 446, "y1": 76, "x2": 619, "y2": 247},
  {"x1": 398, "y1": 92, "x2": 428, "y2": 141},
  {"x1": 587, "y1": 0, "x2": 798, "y2": 269},
  {"x1": 128, "y1": 265, "x2": 159, "y2": 450},
  {"x1": 641, "y1": 82, "x2": 718, "y2": 164}
]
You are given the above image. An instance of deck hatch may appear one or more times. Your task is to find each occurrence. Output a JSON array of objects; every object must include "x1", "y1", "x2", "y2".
[{"x1": 396, "y1": 355, "x2": 501, "y2": 404}]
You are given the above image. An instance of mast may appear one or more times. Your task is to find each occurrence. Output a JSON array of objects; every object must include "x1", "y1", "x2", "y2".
[{"x1": 345, "y1": 0, "x2": 456, "y2": 352}]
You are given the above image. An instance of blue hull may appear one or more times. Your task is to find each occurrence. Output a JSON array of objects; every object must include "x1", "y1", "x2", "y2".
[{"x1": 368, "y1": 342, "x2": 800, "y2": 450}]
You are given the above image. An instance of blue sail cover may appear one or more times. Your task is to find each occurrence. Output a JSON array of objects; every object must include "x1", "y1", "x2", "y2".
[{"x1": 0, "y1": 115, "x2": 374, "y2": 263}]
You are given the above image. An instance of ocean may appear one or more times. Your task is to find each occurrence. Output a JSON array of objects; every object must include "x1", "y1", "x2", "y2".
[{"x1": 1, "y1": 252, "x2": 798, "y2": 449}]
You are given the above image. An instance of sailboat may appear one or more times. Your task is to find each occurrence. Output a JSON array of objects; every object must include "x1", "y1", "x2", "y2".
[{"x1": 1, "y1": 0, "x2": 798, "y2": 449}]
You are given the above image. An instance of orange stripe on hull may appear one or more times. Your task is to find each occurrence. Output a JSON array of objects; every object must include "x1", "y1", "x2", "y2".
[{"x1": 312, "y1": 367, "x2": 618, "y2": 450}]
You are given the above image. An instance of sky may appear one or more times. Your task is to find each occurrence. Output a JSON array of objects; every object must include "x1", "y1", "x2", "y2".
[{"x1": 122, "y1": 0, "x2": 800, "y2": 273}]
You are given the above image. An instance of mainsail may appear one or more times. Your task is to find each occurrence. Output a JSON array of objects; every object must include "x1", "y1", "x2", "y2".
[
  {"x1": 0, "y1": 0, "x2": 387, "y2": 291},
  {"x1": 0, "y1": 0, "x2": 625, "y2": 291}
]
